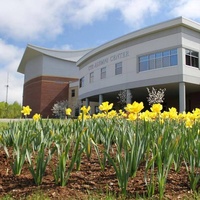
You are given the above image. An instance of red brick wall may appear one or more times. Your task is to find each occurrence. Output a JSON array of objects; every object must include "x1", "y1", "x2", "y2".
[{"x1": 23, "y1": 76, "x2": 78, "y2": 118}]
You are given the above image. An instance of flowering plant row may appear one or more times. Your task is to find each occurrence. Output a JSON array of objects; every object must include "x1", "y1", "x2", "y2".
[
  {"x1": 1, "y1": 101, "x2": 200, "y2": 199},
  {"x1": 23, "y1": 101, "x2": 200, "y2": 129}
]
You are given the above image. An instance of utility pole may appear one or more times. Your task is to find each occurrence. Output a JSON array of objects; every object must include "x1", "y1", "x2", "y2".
[{"x1": 5, "y1": 72, "x2": 9, "y2": 104}]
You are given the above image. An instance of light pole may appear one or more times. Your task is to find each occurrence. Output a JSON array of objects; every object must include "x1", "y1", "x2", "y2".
[{"x1": 5, "y1": 72, "x2": 9, "y2": 104}]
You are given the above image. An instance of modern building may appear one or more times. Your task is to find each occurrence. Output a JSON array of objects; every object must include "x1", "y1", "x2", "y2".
[
  {"x1": 17, "y1": 44, "x2": 92, "y2": 117},
  {"x1": 18, "y1": 17, "x2": 200, "y2": 117},
  {"x1": 77, "y1": 17, "x2": 200, "y2": 113}
]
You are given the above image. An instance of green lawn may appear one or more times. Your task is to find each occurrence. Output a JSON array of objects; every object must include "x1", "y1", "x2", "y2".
[{"x1": 0, "y1": 121, "x2": 8, "y2": 131}]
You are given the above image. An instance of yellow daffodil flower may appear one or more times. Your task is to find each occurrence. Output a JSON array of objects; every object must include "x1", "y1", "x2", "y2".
[
  {"x1": 139, "y1": 110, "x2": 151, "y2": 121},
  {"x1": 33, "y1": 113, "x2": 41, "y2": 121},
  {"x1": 78, "y1": 113, "x2": 91, "y2": 120},
  {"x1": 21, "y1": 105, "x2": 32, "y2": 116},
  {"x1": 107, "y1": 110, "x2": 117, "y2": 118},
  {"x1": 99, "y1": 101, "x2": 113, "y2": 112},
  {"x1": 81, "y1": 106, "x2": 91, "y2": 115},
  {"x1": 118, "y1": 109, "x2": 127, "y2": 118},
  {"x1": 128, "y1": 113, "x2": 137, "y2": 121},
  {"x1": 150, "y1": 103, "x2": 163, "y2": 113},
  {"x1": 185, "y1": 119, "x2": 194, "y2": 128},
  {"x1": 168, "y1": 107, "x2": 178, "y2": 119},
  {"x1": 124, "y1": 101, "x2": 144, "y2": 114},
  {"x1": 66, "y1": 108, "x2": 72, "y2": 116}
]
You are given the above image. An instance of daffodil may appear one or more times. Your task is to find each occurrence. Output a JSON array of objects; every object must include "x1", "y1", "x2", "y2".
[
  {"x1": 192, "y1": 108, "x2": 200, "y2": 118},
  {"x1": 32, "y1": 113, "x2": 41, "y2": 121},
  {"x1": 92, "y1": 112, "x2": 106, "y2": 118},
  {"x1": 66, "y1": 108, "x2": 72, "y2": 116},
  {"x1": 124, "y1": 101, "x2": 144, "y2": 114},
  {"x1": 148, "y1": 111, "x2": 158, "y2": 121},
  {"x1": 139, "y1": 110, "x2": 151, "y2": 121},
  {"x1": 21, "y1": 105, "x2": 32, "y2": 116},
  {"x1": 99, "y1": 101, "x2": 113, "y2": 112},
  {"x1": 81, "y1": 106, "x2": 91, "y2": 115},
  {"x1": 128, "y1": 113, "x2": 137, "y2": 121},
  {"x1": 107, "y1": 110, "x2": 117, "y2": 118},
  {"x1": 150, "y1": 103, "x2": 163, "y2": 113},
  {"x1": 118, "y1": 109, "x2": 127, "y2": 118},
  {"x1": 178, "y1": 111, "x2": 187, "y2": 121},
  {"x1": 160, "y1": 111, "x2": 170, "y2": 120},
  {"x1": 78, "y1": 113, "x2": 91, "y2": 120},
  {"x1": 167, "y1": 107, "x2": 178, "y2": 120},
  {"x1": 185, "y1": 119, "x2": 194, "y2": 128}
]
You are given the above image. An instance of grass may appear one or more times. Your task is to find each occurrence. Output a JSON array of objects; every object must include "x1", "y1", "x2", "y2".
[{"x1": 0, "y1": 122, "x2": 8, "y2": 131}]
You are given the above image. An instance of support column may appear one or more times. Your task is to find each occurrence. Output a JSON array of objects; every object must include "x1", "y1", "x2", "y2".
[
  {"x1": 126, "y1": 89, "x2": 132, "y2": 104},
  {"x1": 99, "y1": 94, "x2": 103, "y2": 105},
  {"x1": 179, "y1": 82, "x2": 186, "y2": 112},
  {"x1": 85, "y1": 98, "x2": 89, "y2": 107}
]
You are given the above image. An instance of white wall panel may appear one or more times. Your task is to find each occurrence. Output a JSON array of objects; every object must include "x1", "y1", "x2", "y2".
[
  {"x1": 25, "y1": 56, "x2": 43, "y2": 82},
  {"x1": 42, "y1": 55, "x2": 79, "y2": 78}
]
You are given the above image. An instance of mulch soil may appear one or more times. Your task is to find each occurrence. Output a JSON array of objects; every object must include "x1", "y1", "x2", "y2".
[{"x1": 0, "y1": 147, "x2": 197, "y2": 200}]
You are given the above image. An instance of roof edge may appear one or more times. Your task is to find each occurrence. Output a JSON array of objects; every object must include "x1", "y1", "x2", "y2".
[{"x1": 77, "y1": 16, "x2": 200, "y2": 66}]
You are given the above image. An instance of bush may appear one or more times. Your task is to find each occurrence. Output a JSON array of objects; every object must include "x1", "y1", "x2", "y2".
[
  {"x1": 51, "y1": 100, "x2": 68, "y2": 118},
  {"x1": 0, "y1": 101, "x2": 21, "y2": 118}
]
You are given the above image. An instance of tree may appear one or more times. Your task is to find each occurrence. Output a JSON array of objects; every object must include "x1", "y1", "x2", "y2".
[
  {"x1": 0, "y1": 101, "x2": 21, "y2": 118},
  {"x1": 52, "y1": 100, "x2": 68, "y2": 118},
  {"x1": 117, "y1": 90, "x2": 132, "y2": 108},
  {"x1": 147, "y1": 87, "x2": 166, "y2": 106}
]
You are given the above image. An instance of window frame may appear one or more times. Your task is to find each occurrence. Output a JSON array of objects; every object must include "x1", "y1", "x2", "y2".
[
  {"x1": 115, "y1": 62, "x2": 122, "y2": 75},
  {"x1": 79, "y1": 77, "x2": 84, "y2": 88},
  {"x1": 185, "y1": 49, "x2": 199, "y2": 68},
  {"x1": 101, "y1": 67, "x2": 106, "y2": 79},
  {"x1": 139, "y1": 48, "x2": 178, "y2": 72},
  {"x1": 71, "y1": 89, "x2": 75, "y2": 97},
  {"x1": 89, "y1": 71, "x2": 94, "y2": 83}
]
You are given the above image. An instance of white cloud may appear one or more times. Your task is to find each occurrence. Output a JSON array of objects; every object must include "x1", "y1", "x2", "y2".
[
  {"x1": 0, "y1": 39, "x2": 23, "y2": 65},
  {"x1": 0, "y1": 39, "x2": 24, "y2": 104},
  {"x1": 0, "y1": 0, "x2": 69, "y2": 40},
  {"x1": 170, "y1": 0, "x2": 200, "y2": 19},
  {"x1": 117, "y1": 0, "x2": 160, "y2": 27},
  {"x1": 0, "y1": 0, "x2": 162, "y2": 41},
  {"x1": 0, "y1": 0, "x2": 200, "y2": 42},
  {"x1": 67, "y1": 0, "x2": 160, "y2": 28},
  {"x1": 66, "y1": 0, "x2": 117, "y2": 26}
]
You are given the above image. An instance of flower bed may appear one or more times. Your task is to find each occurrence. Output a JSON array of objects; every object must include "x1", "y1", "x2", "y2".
[{"x1": 0, "y1": 102, "x2": 200, "y2": 199}]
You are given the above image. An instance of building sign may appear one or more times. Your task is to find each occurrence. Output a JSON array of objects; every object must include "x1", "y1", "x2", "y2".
[
  {"x1": 110, "y1": 51, "x2": 129, "y2": 62},
  {"x1": 88, "y1": 50, "x2": 129, "y2": 71}
]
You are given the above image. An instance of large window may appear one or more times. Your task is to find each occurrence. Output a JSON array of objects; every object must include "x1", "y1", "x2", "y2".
[
  {"x1": 79, "y1": 77, "x2": 84, "y2": 88},
  {"x1": 115, "y1": 62, "x2": 122, "y2": 75},
  {"x1": 101, "y1": 67, "x2": 106, "y2": 79},
  {"x1": 139, "y1": 49, "x2": 178, "y2": 72},
  {"x1": 90, "y1": 72, "x2": 94, "y2": 83},
  {"x1": 185, "y1": 49, "x2": 199, "y2": 68}
]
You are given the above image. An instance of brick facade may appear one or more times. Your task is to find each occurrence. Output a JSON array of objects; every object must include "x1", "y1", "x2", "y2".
[{"x1": 23, "y1": 76, "x2": 78, "y2": 117}]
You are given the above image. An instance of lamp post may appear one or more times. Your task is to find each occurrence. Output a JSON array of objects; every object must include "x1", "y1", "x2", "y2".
[{"x1": 5, "y1": 72, "x2": 9, "y2": 104}]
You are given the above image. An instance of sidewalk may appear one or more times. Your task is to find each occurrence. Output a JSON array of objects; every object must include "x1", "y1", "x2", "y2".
[{"x1": 0, "y1": 118, "x2": 31, "y2": 122}]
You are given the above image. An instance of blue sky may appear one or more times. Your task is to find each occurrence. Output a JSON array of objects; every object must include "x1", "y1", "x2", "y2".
[{"x1": 0, "y1": 0, "x2": 200, "y2": 104}]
